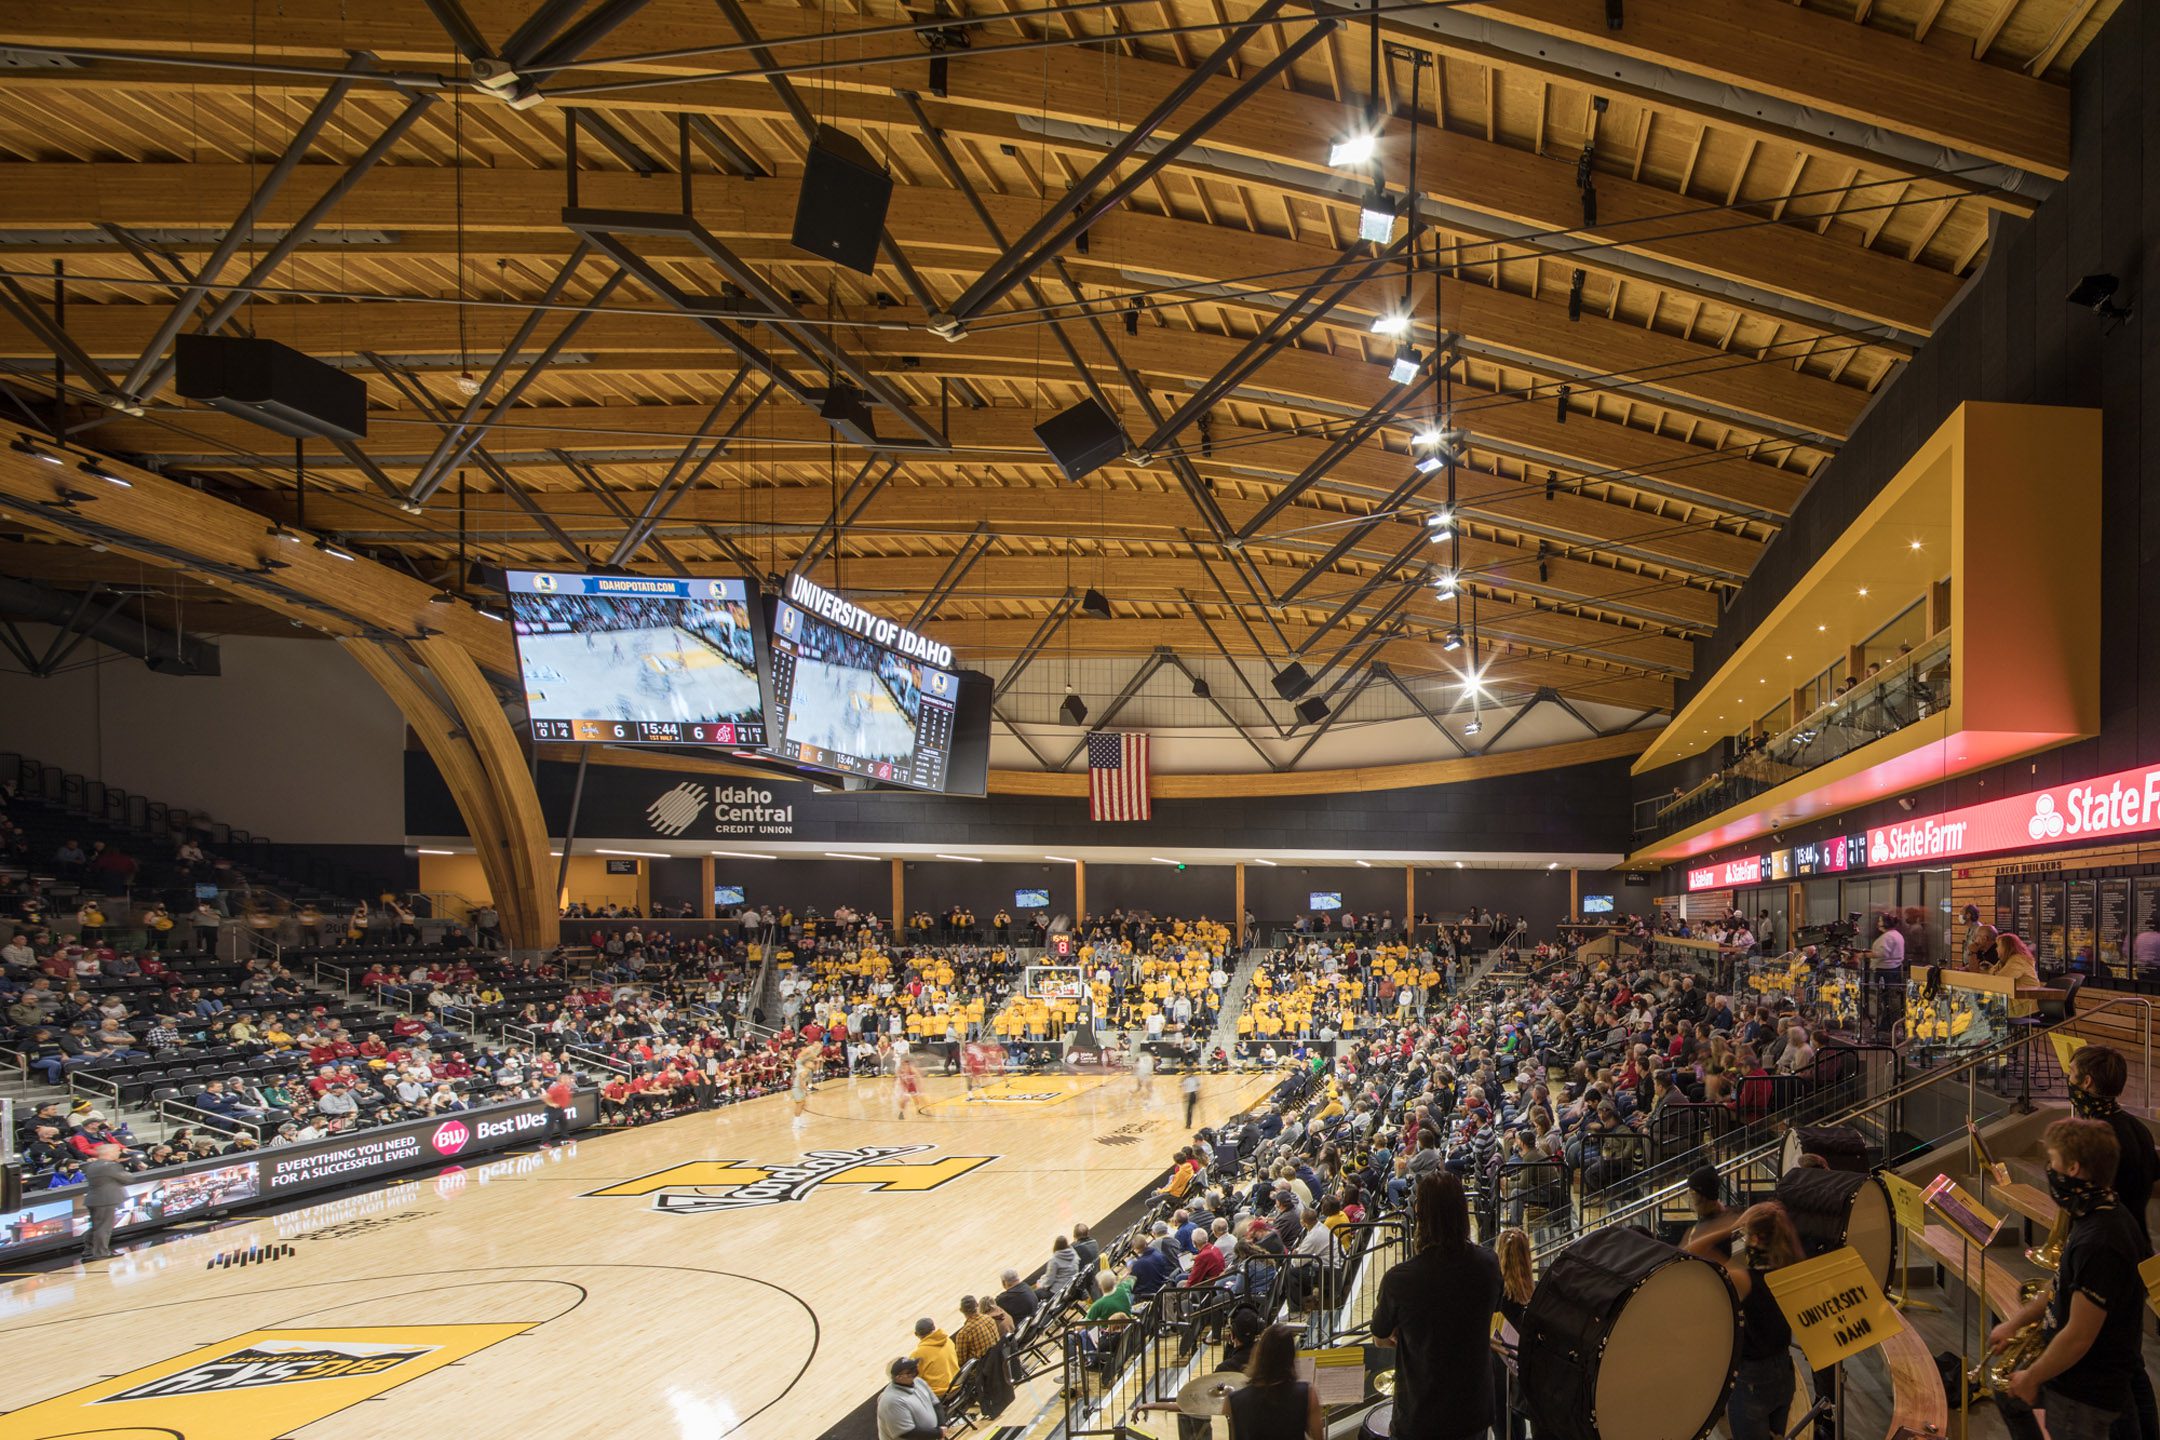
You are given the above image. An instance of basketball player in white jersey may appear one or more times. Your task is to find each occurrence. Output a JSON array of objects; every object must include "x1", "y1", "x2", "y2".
[{"x1": 790, "y1": 1047, "x2": 819, "y2": 1131}]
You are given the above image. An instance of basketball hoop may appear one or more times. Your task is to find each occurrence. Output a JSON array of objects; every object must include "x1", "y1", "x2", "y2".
[{"x1": 1024, "y1": 964, "x2": 1086, "y2": 1002}]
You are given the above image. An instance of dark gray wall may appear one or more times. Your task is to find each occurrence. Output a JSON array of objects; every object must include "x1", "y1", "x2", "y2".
[
  {"x1": 407, "y1": 751, "x2": 1635, "y2": 857},
  {"x1": 896, "y1": 860, "x2": 1074, "y2": 919},
  {"x1": 1247, "y1": 864, "x2": 1404, "y2": 918},
  {"x1": 713, "y1": 858, "x2": 891, "y2": 915}
]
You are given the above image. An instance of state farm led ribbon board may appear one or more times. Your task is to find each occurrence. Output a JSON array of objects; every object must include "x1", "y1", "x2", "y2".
[
  {"x1": 1686, "y1": 855, "x2": 1764, "y2": 891},
  {"x1": 1868, "y1": 762, "x2": 2160, "y2": 866}
]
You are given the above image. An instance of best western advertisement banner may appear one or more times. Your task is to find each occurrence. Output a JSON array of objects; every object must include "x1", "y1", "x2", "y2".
[{"x1": 1868, "y1": 762, "x2": 2160, "y2": 867}]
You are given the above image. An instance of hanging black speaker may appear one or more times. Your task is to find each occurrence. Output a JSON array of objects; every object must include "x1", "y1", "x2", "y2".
[
  {"x1": 1079, "y1": 588, "x2": 1112, "y2": 620},
  {"x1": 175, "y1": 335, "x2": 366, "y2": 441},
  {"x1": 1033, "y1": 398, "x2": 1128, "y2": 482},
  {"x1": 1061, "y1": 694, "x2": 1089, "y2": 726},
  {"x1": 1296, "y1": 697, "x2": 1329, "y2": 724},
  {"x1": 1271, "y1": 662, "x2": 1313, "y2": 700},
  {"x1": 790, "y1": 124, "x2": 892, "y2": 275}
]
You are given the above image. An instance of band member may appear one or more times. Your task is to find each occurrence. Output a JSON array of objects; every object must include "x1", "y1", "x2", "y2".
[
  {"x1": 1989, "y1": 1119, "x2": 2148, "y2": 1440},
  {"x1": 1684, "y1": 1202, "x2": 1805, "y2": 1440},
  {"x1": 1371, "y1": 1172, "x2": 1502, "y2": 1440}
]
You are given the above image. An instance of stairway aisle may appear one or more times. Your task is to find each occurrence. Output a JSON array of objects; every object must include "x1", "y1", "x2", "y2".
[{"x1": 1207, "y1": 945, "x2": 1273, "y2": 1051}]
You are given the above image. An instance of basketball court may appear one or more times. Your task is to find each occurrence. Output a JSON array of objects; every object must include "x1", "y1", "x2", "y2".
[
  {"x1": 0, "y1": 1069, "x2": 1273, "y2": 1440},
  {"x1": 518, "y1": 624, "x2": 764, "y2": 728},
  {"x1": 783, "y1": 655, "x2": 918, "y2": 764}
]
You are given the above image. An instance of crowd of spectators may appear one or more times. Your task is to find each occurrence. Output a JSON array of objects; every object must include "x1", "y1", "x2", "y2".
[
  {"x1": 876, "y1": 921, "x2": 1859, "y2": 1433},
  {"x1": 2, "y1": 924, "x2": 588, "y2": 1191}
]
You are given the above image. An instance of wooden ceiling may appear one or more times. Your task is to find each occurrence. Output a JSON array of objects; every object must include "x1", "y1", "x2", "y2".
[{"x1": 0, "y1": 0, "x2": 2111, "y2": 750}]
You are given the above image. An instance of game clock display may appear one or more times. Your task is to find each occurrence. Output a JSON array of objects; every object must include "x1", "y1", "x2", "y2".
[
  {"x1": 765, "y1": 597, "x2": 959, "y2": 793},
  {"x1": 506, "y1": 571, "x2": 768, "y2": 748}
]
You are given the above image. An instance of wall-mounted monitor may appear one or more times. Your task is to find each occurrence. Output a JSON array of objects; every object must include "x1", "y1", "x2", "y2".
[
  {"x1": 1015, "y1": 888, "x2": 1051, "y2": 909},
  {"x1": 1582, "y1": 895, "x2": 1615, "y2": 914},
  {"x1": 1309, "y1": 892, "x2": 1343, "y2": 911},
  {"x1": 604, "y1": 858, "x2": 639, "y2": 875},
  {"x1": 714, "y1": 885, "x2": 747, "y2": 906},
  {"x1": 765, "y1": 582, "x2": 962, "y2": 794},
  {"x1": 506, "y1": 570, "x2": 767, "y2": 746}
]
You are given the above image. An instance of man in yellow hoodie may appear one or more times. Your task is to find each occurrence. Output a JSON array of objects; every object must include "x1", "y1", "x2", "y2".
[{"x1": 909, "y1": 1316, "x2": 960, "y2": 1394}]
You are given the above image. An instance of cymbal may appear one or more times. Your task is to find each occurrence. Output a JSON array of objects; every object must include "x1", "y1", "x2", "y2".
[
  {"x1": 1176, "y1": 1371, "x2": 1243, "y2": 1415},
  {"x1": 1373, "y1": 1369, "x2": 1396, "y2": 1396}
]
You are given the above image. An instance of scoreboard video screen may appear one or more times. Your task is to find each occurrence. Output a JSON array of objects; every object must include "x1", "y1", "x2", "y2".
[
  {"x1": 506, "y1": 571, "x2": 768, "y2": 746},
  {"x1": 765, "y1": 596, "x2": 959, "y2": 793}
]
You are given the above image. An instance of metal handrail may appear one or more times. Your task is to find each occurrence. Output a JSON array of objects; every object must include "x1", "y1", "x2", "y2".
[
  {"x1": 1544, "y1": 993, "x2": 2156, "y2": 1259},
  {"x1": 565, "y1": 1043, "x2": 632, "y2": 1076},
  {"x1": 159, "y1": 1095, "x2": 267, "y2": 1140}
]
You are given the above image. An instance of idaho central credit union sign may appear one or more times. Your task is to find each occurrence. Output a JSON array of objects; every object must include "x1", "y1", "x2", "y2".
[
  {"x1": 1869, "y1": 761, "x2": 2160, "y2": 866},
  {"x1": 643, "y1": 781, "x2": 795, "y2": 839}
]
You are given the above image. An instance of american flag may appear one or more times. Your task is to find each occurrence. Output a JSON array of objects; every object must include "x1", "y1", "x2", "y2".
[{"x1": 1088, "y1": 731, "x2": 1151, "y2": 821}]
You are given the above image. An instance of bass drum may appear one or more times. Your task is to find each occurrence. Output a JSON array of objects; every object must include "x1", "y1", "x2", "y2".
[
  {"x1": 1357, "y1": 1401, "x2": 1393, "y2": 1440},
  {"x1": 1782, "y1": 1124, "x2": 1869, "y2": 1174},
  {"x1": 1521, "y1": 1226, "x2": 1739, "y2": 1440},
  {"x1": 1776, "y1": 1166, "x2": 1896, "y2": 1287}
]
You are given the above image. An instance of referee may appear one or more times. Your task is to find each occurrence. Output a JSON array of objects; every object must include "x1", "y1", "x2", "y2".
[{"x1": 83, "y1": 1142, "x2": 126, "y2": 1260}]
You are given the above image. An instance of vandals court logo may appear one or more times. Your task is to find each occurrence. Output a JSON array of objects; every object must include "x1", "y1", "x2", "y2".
[
  {"x1": 646, "y1": 781, "x2": 708, "y2": 837},
  {"x1": 584, "y1": 1144, "x2": 996, "y2": 1214},
  {"x1": 96, "y1": 1339, "x2": 439, "y2": 1401}
]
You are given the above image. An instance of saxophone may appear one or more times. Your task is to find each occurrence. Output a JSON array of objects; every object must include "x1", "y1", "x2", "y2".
[
  {"x1": 1966, "y1": 1207, "x2": 2072, "y2": 1396},
  {"x1": 1966, "y1": 1275, "x2": 2053, "y2": 1397}
]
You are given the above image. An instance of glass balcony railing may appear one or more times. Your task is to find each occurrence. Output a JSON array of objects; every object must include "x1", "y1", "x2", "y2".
[{"x1": 1642, "y1": 631, "x2": 1953, "y2": 843}]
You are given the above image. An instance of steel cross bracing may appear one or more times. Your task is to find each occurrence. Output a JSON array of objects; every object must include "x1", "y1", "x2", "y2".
[
  {"x1": 132, "y1": 85, "x2": 441, "y2": 408},
  {"x1": 114, "y1": 56, "x2": 371, "y2": 402},
  {"x1": 1274, "y1": 469, "x2": 1436, "y2": 609},
  {"x1": 1178, "y1": 589, "x2": 1290, "y2": 741},
  {"x1": 403, "y1": 240, "x2": 606, "y2": 505},
  {"x1": 712, "y1": 0, "x2": 939, "y2": 315},
  {"x1": 1540, "y1": 687, "x2": 1607, "y2": 739},
  {"x1": 1375, "y1": 663, "x2": 1473, "y2": 757},
  {"x1": 1154, "y1": 649, "x2": 1281, "y2": 769},
  {"x1": 1287, "y1": 665, "x2": 1382, "y2": 765},
  {"x1": 1055, "y1": 649, "x2": 1171, "y2": 770},
  {"x1": 907, "y1": 523, "x2": 993, "y2": 631},
  {"x1": 362, "y1": 351, "x2": 593, "y2": 567},
  {"x1": 604, "y1": 370, "x2": 772, "y2": 567},
  {"x1": 553, "y1": 449, "x2": 692, "y2": 576},
  {"x1": 1475, "y1": 694, "x2": 1545, "y2": 754},
  {"x1": 0, "y1": 274, "x2": 133, "y2": 415},
  {"x1": 989, "y1": 591, "x2": 1079, "y2": 705},
  {"x1": 561, "y1": 208, "x2": 949, "y2": 451},
  {"x1": 1236, "y1": 366, "x2": 1446, "y2": 542},
  {"x1": 793, "y1": 456, "x2": 904, "y2": 578},
  {"x1": 405, "y1": 261, "x2": 631, "y2": 505},
  {"x1": 1136, "y1": 231, "x2": 1416, "y2": 460},
  {"x1": 899, "y1": 92, "x2": 1241, "y2": 549},
  {"x1": 935, "y1": 0, "x2": 1328, "y2": 329},
  {"x1": 1292, "y1": 526, "x2": 1433, "y2": 659}
]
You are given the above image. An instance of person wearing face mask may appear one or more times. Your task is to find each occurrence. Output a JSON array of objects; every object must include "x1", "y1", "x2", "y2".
[
  {"x1": 2064, "y1": 1046, "x2": 2156, "y2": 1243},
  {"x1": 2061, "y1": 1045, "x2": 2158, "y2": 1440},
  {"x1": 1683, "y1": 1201, "x2": 1804, "y2": 1440},
  {"x1": 1989, "y1": 1119, "x2": 2149, "y2": 1440}
]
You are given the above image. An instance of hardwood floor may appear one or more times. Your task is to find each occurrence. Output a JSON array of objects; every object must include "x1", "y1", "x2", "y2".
[{"x1": 0, "y1": 1070, "x2": 1273, "y2": 1440}]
